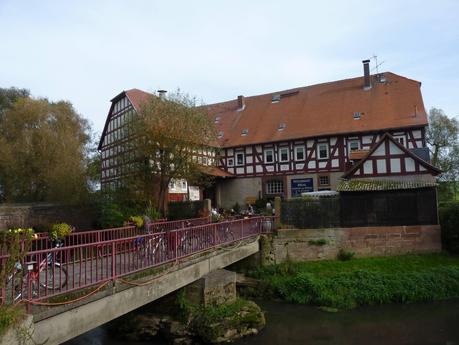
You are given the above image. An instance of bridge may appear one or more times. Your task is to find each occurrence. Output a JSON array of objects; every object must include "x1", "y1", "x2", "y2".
[{"x1": 1, "y1": 216, "x2": 274, "y2": 345}]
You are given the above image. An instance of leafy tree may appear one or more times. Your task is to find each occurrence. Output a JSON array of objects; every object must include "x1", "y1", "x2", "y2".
[
  {"x1": 0, "y1": 87, "x2": 30, "y2": 115},
  {"x1": 426, "y1": 108, "x2": 459, "y2": 168},
  {"x1": 131, "y1": 90, "x2": 217, "y2": 215},
  {"x1": 0, "y1": 96, "x2": 92, "y2": 203}
]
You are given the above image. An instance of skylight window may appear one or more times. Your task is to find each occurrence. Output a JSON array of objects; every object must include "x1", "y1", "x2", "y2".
[
  {"x1": 271, "y1": 94, "x2": 280, "y2": 103},
  {"x1": 353, "y1": 112, "x2": 361, "y2": 120},
  {"x1": 241, "y1": 128, "x2": 249, "y2": 136},
  {"x1": 278, "y1": 122, "x2": 286, "y2": 131}
]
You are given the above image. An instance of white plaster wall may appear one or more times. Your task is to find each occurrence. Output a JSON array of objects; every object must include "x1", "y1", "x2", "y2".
[{"x1": 217, "y1": 177, "x2": 262, "y2": 209}]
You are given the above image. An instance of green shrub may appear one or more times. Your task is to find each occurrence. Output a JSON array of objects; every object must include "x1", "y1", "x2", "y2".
[
  {"x1": 308, "y1": 238, "x2": 328, "y2": 246},
  {"x1": 337, "y1": 249, "x2": 355, "y2": 261},
  {"x1": 99, "y1": 203, "x2": 126, "y2": 228},
  {"x1": 439, "y1": 202, "x2": 459, "y2": 254},
  {"x1": 49, "y1": 223, "x2": 72, "y2": 241},
  {"x1": 167, "y1": 200, "x2": 204, "y2": 220},
  {"x1": 144, "y1": 202, "x2": 161, "y2": 221},
  {"x1": 232, "y1": 202, "x2": 241, "y2": 214}
]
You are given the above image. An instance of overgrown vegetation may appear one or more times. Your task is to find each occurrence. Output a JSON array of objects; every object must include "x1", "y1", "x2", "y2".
[
  {"x1": 248, "y1": 254, "x2": 459, "y2": 310},
  {"x1": 439, "y1": 202, "x2": 459, "y2": 254},
  {"x1": 337, "y1": 248, "x2": 355, "y2": 261},
  {"x1": 308, "y1": 239, "x2": 328, "y2": 246},
  {"x1": 167, "y1": 200, "x2": 204, "y2": 221},
  {"x1": 0, "y1": 305, "x2": 25, "y2": 337}
]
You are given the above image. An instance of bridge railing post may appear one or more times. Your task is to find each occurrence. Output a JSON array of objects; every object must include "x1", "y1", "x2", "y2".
[{"x1": 111, "y1": 241, "x2": 116, "y2": 279}]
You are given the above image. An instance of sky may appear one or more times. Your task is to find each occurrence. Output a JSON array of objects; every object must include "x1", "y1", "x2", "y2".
[{"x1": 1, "y1": 0, "x2": 458, "y2": 137}]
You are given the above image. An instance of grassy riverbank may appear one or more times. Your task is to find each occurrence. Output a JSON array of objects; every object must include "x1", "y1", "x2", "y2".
[{"x1": 248, "y1": 254, "x2": 459, "y2": 310}]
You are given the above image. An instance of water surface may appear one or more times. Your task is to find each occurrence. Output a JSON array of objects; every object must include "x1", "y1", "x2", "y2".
[{"x1": 65, "y1": 300, "x2": 459, "y2": 345}]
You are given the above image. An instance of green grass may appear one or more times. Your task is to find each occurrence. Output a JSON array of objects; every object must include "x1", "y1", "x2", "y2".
[{"x1": 249, "y1": 254, "x2": 459, "y2": 310}]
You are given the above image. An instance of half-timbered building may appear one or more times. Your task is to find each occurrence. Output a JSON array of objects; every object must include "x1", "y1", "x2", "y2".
[{"x1": 98, "y1": 60, "x2": 438, "y2": 208}]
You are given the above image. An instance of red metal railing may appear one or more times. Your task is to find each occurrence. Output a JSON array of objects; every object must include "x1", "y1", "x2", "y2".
[
  {"x1": 29, "y1": 217, "x2": 211, "y2": 251},
  {"x1": 147, "y1": 216, "x2": 211, "y2": 233},
  {"x1": 1, "y1": 216, "x2": 275, "y2": 306}
]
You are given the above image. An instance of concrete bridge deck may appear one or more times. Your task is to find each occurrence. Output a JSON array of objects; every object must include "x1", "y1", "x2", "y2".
[{"x1": 29, "y1": 238, "x2": 260, "y2": 345}]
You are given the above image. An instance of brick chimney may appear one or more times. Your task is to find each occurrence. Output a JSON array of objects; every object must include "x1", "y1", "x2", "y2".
[
  {"x1": 362, "y1": 60, "x2": 371, "y2": 90},
  {"x1": 237, "y1": 95, "x2": 245, "y2": 111}
]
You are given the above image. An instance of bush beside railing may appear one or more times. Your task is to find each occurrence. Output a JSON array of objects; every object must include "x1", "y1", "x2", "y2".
[
  {"x1": 439, "y1": 202, "x2": 459, "y2": 254},
  {"x1": 168, "y1": 201, "x2": 205, "y2": 221}
]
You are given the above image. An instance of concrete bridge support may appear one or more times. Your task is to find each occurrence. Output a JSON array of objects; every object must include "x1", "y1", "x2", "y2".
[{"x1": 185, "y1": 269, "x2": 237, "y2": 307}]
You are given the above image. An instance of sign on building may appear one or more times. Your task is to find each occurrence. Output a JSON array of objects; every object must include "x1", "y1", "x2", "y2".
[
  {"x1": 291, "y1": 178, "x2": 313, "y2": 197},
  {"x1": 188, "y1": 186, "x2": 200, "y2": 201}
]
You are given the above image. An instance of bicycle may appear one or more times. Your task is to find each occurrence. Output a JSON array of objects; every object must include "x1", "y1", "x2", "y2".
[
  {"x1": 220, "y1": 223, "x2": 235, "y2": 243},
  {"x1": 134, "y1": 231, "x2": 168, "y2": 265},
  {"x1": 6, "y1": 240, "x2": 68, "y2": 303}
]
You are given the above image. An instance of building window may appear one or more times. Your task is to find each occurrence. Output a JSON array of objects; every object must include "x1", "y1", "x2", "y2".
[
  {"x1": 318, "y1": 175, "x2": 330, "y2": 186},
  {"x1": 354, "y1": 112, "x2": 361, "y2": 120},
  {"x1": 264, "y1": 149, "x2": 274, "y2": 163},
  {"x1": 348, "y1": 139, "x2": 360, "y2": 152},
  {"x1": 266, "y1": 180, "x2": 284, "y2": 194},
  {"x1": 295, "y1": 146, "x2": 305, "y2": 161},
  {"x1": 317, "y1": 143, "x2": 329, "y2": 159},
  {"x1": 169, "y1": 180, "x2": 176, "y2": 190},
  {"x1": 236, "y1": 152, "x2": 244, "y2": 166},
  {"x1": 182, "y1": 181, "x2": 187, "y2": 190},
  {"x1": 227, "y1": 158, "x2": 234, "y2": 167},
  {"x1": 271, "y1": 94, "x2": 280, "y2": 103},
  {"x1": 394, "y1": 135, "x2": 405, "y2": 146},
  {"x1": 279, "y1": 147, "x2": 289, "y2": 162}
]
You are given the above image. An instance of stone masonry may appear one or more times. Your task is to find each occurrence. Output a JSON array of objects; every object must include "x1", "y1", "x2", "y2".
[{"x1": 271, "y1": 225, "x2": 441, "y2": 263}]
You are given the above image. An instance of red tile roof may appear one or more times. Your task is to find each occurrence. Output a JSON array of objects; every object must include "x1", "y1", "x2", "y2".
[
  {"x1": 198, "y1": 165, "x2": 233, "y2": 178},
  {"x1": 208, "y1": 72, "x2": 427, "y2": 147},
  {"x1": 99, "y1": 72, "x2": 428, "y2": 150}
]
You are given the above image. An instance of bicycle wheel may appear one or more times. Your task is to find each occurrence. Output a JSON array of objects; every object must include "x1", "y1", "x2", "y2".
[
  {"x1": 39, "y1": 262, "x2": 67, "y2": 290},
  {"x1": 5, "y1": 273, "x2": 24, "y2": 303}
]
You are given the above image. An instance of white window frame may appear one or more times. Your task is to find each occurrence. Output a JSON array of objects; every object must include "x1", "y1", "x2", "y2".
[
  {"x1": 317, "y1": 143, "x2": 329, "y2": 160},
  {"x1": 264, "y1": 148, "x2": 274, "y2": 163},
  {"x1": 393, "y1": 135, "x2": 406, "y2": 147},
  {"x1": 348, "y1": 139, "x2": 360, "y2": 153},
  {"x1": 279, "y1": 147, "x2": 289, "y2": 162},
  {"x1": 266, "y1": 180, "x2": 284, "y2": 194},
  {"x1": 318, "y1": 175, "x2": 330, "y2": 186},
  {"x1": 236, "y1": 152, "x2": 245, "y2": 166},
  {"x1": 294, "y1": 146, "x2": 305, "y2": 161}
]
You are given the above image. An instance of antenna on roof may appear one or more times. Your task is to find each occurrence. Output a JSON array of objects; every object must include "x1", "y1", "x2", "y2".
[{"x1": 371, "y1": 54, "x2": 385, "y2": 74}]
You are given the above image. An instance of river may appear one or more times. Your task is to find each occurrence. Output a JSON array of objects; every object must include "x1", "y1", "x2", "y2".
[{"x1": 65, "y1": 300, "x2": 459, "y2": 345}]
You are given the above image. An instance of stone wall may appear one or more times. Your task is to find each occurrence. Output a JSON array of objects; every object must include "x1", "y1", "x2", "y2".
[
  {"x1": 272, "y1": 225, "x2": 441, "y2": 263},
  {"x1": 0, "y1": 203, "x2": 99, "y2": 231}
]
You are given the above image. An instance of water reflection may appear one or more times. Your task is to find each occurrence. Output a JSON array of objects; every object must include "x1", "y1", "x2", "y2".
[
  {"x1": 66, "y1": 300, "x2": 459, "y2": 345},
  {"x1": 236, "y1": 300, "x2": 459, "y2": 345}
]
